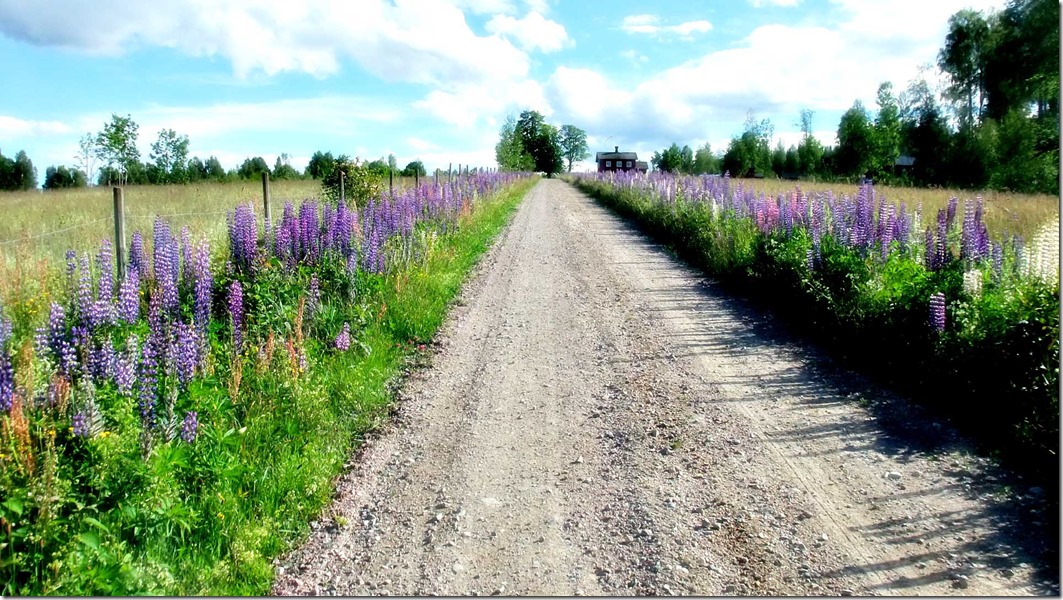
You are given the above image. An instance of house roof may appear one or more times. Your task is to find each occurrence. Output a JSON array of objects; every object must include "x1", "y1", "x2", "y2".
[
  {"x1": 895, "y1": 156, "x2": 916, "y2": 167},
  {"x1": 635, "y1": 161, "x2": 648, "y2": 169},
  {"x1": 596, "y1": 151, "x2": 639, "y2": 161}
]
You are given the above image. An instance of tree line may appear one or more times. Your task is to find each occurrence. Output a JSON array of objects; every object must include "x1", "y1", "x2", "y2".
[
  {"x1": 495, "y1": 110, "x2": 589, "y2": 176},
  {"x1": 650, "y1": 0, "x2": 1058, "y2": 194},
  {"x1": 0, "y1": 115, "x2": 433, "y2": 192}
]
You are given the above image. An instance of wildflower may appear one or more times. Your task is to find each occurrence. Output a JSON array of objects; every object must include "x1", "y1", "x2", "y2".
[
  {"x1": 929, "y1": 293, "x2": 946, "y2": 333},
  {"x1": 129, "y1": 231, "x2": 147, "y2": 277},
  {"x1": 334, "y1": 322, "x2": 351, "y2": 351},
  {"x1": 72, "y1": 412, "x2": 89, "y2": 437},
  {"x1": 180, "y1": 411, "x2": 198, "y2": 443}
]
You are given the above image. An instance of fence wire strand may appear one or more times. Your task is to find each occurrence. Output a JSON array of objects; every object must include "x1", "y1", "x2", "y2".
[{"x1": 0, "y1": 218, "x2": 112, "y2": 247}]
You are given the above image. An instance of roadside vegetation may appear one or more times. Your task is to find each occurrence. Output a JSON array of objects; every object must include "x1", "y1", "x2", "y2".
[
  {"x1": 0, "y1": 173, "x2": 534, "y2": 595},
  {"x1": 570, "y1": 172, "x2": 1058, "y2": 487}
]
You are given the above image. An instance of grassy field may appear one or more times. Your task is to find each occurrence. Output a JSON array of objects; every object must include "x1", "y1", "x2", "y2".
[
  {"x1": 0, "y1": 176, "x2": 440, "y2": 267},
  {"x1": 732, "y1": 177, "x2": 1060, "y2": 243}
]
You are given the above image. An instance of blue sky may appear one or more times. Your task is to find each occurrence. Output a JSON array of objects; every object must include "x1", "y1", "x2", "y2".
[{"x1": 0, "y1": 0, "x2": 1008, "y2": 182}]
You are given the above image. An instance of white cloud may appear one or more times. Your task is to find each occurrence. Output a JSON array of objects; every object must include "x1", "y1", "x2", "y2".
[
  {"x1": 414, "y1": 79, "x2": 549, "y2": 129},
  {"x1": 621, "y1": 49, "x2": 649, "y2": 64},
  {"x1": 485, "y1": 11, "x2": 569, "y2": 52},
  {"x1": 621, "y1": 14, "x2": 712, "y2": 40},
  {"x1": 750, "y1": 0, "x2": 801, "y2": 7},
  {"x1": 406, "y1": 137, "x2": 438, "y2": 152},
  {"x1": 0, "y1": 0, "x2": 530, "y2": 85},
  {"x1": 0, "y1": 116, "x2": 71, "y2": 138}
]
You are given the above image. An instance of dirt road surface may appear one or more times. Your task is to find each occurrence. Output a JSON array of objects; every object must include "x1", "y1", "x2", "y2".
[{"x1": 272, "y1": 179, "x2": 1056, "y2": 596}]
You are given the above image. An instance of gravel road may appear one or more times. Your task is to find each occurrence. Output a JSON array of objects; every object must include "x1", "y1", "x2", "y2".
[{"x1": 272, "y1": 179, "x2": 1056, "y2": 596}]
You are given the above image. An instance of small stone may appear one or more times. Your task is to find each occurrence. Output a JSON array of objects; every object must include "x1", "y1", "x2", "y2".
[
  {"x1": 885, "y1": 471, "x2": 902, "y2": 481},
  {"x1": 818, "y1": 533, "x2": 828, "y2": 542},
  {"x1": 574, "y1": 455, "x2": 584, "y2": 464},
  {"x1": 840, "y1": 589, "x2": 854, "y2": 596},
  {"x1": 1001, "y1": 568, "x2": 1015, "y2": 578},
  {"x1": 723, "y1": 584, "x2": 736, "y2": 594},
  {"x1": 277, "y1": 566, "x2": 286, "y2": 577},
  {"x1": 952, "y1": 575, "x2": 969, "y2": 589},
  {"x1": 736, "y1": 557, "x2": 748, "y2": 565},
  {"x1": 452, "y1": 563, "x2": 465, "y2": 574}
]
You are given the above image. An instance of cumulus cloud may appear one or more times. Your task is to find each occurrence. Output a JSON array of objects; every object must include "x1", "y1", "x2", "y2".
[
  {"x1": 750, "y1": 0, "x2": 801, "y2": 7},
  {"x1": 620, "y1": 14, "x2": 712, "y2": 39},
  {"x1": 0, "y1": 0, "x2": 530, "y2": 84},
  {"x1": 485, "y1": 11, "x2": 569, "y2": 52},
  {"x1": 414, "y1": 79, "x2": 549, "y2": 129},
  {"x1": 0, "y1": 116, "x2": 72, "y2": 138}
]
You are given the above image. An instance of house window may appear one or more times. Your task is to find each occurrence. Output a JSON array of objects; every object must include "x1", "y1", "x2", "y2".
[
  {"x1": 605, "y1": 160, "x2": 612, "y2": 167},
  {"x1": 626, "y1": 161, "x2": 632, "y2": 168}
]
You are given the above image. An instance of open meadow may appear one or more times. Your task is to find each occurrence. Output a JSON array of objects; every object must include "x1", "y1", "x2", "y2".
[{"x1": 732, "y1": 177, "x2": 1060, "y2": 244}]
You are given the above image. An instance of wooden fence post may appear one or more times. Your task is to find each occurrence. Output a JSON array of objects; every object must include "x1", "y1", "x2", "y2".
[
  {"x1": 389, "y1": 167, "x2": 394, "y2": 196},
  {"x1": 113, "y1": 187, "x2": 126, "y2": 280},
  {"x1": 261, "y1": 172, "x2": 271, "y2": 227},
  {"x1": 340, "y1": 171, "x2": 345, "y2": 204},
  {"x1": 448, "y1": 162, "x2": 453, "y2": 186}
]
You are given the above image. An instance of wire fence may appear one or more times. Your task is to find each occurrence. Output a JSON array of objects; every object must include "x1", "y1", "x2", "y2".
[{"x1": 0, "y1": 218, "x2": 112, "y2": 247}]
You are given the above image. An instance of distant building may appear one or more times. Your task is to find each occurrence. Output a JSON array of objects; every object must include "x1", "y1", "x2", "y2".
[
  {"x1": 596, "y1": 146, "x2": 648, "y2": 173},
  {"x1": 894, "y1": 155, "x2": 915, "y2": 177}
]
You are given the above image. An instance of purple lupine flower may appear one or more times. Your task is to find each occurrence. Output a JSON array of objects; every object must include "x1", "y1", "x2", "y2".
[
  {"x1": 228, "y1": 204, "x2": 258, "y2": 272},
  {"x1": 334, "y1": 322, "x2": 351, "y2": 351},
  {"x1": 77, "y1": 252, "x2": 97, "y2": 328},
  {"x1": 924, "y1": 227, "x2": 937, "y2": 271},
  {"x1": 0, "y1": 350, "x2": 12, "y2": 412},
  {"x1": 72, "y1": 412, "x2": 89, "y2": 438},
  {"x1": 136, "y1": 334, "x2": 159, "y2": 429},
  {"x1": 114, "y1": 338, "x2": 137, "y2": 396},
  {"x1": 929, "y1": 292, "x2": 946, "y2": 333},
  {"x1": 173, "y1": 321, "x2": 198, "y2": 388},
  {"x1": 935, "y1": 209, "x2": 949, "y2": 269},
  {"x1": 228, "y1": 281, "x2": 244, "y2": 351},
  {"x1": 89, "y1": 338, "x2": 116, "y2": 383},
  {"x1": 129, "y1": 231, "x2": 147, "y2": 278},
  {"x1": 192, "y1": 241, "x2": 212, "y2": 368},
  {"x1": 117, "y1": 267, "x2": 141, "y2": 324},
  {"x1": 97, "y1": 238, "x2": 115, "y2": 305},
  {"x1": 991, "y1": 242, "x2": 1003, "y2": 281},
  {"x1": 154, "y1": 218, "x2": 180, "y2": 318},
  {"x1": 38, "y1": 302, "x2": 78, "y2": 376},
  {"x1": 945, "y1": 197, "x2": 958, "y2": 232},
  {"x1": 180, "y1": 411, "x2": 198, "y2": 443}
]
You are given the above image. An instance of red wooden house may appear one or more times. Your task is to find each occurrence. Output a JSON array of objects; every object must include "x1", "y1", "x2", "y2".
[{"x1": 596, "y1": 146, "x2": 648, "y2": 173}]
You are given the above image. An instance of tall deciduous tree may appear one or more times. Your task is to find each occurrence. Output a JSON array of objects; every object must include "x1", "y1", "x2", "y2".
[
  {"x1": 306, "y1": 151, "x2": 336, "y2": 180},
  {"x1": 150, "y1": 128, "x2": 190, "y2": 184},
  {"x1": 515, "y1": 110, "x2": 563, "y2": 175},
  {"x1": 871, "y1": 82, "x2": 902, "y2": 179},
  {"x1": 495, "y1": 115, "x2": 534, "y2": 172},
  {"x1": 75, "y1": 133, "x2": 97, "y2": 186},
  {"x1": 652, "y1": 143, "x2": 684, "y2": 172},
  {"x1": 558, "y1": 124, "x2": 589, "y2": 172},
  {"x1": 835, "y1": 101, "x2": 874, "y2": 178},
  {"x1": 95, "y1": 114, "x2": 140, "y2": 186},
  {"x1": 796, "y1": 109, "x2": 824, "y2": 177},
  {"x1": 693, "y1": 142, "x2": 719, "y2": 174},
  {"x1": 938, "y1": 9, "x2": 991, "y2": 128}
]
